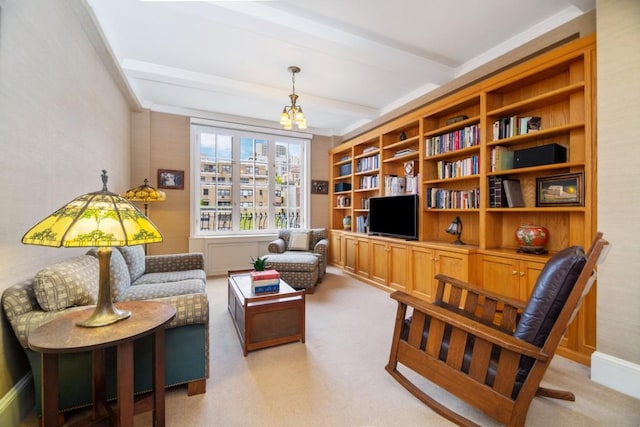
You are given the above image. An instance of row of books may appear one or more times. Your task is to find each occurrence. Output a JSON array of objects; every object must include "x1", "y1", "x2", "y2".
[
  {"x1": 336, "y1": 195, "x2": 351, "y2": 207},
  {"x1": 492, "y1": 116, "x2": 541, "y2": 141},
  {"x1": 384, "y1": 175, "x2": 405, "y2": 196},
  {"x1": 490, "y1": 146, "x2": 514, "y2": 172},
  {"x1": 356, "y1": 154, "x2": 379, "y2": 172},
  {"x1": 436, "y1": 155, "x2": 479, "y2": 179},
  {"x1": 355, "y1": 215, "x2": 368, "y2": 233},
  {"x1": 488, "y1": 176, "x2": 525, "y2": 208},
  {"x1": 359, "y1": 175, "x2": 379, "y2": 189},
  {"x1": 425, "y1": 187, "x2": 480, "y2": 209},
  {"x1": 405, "y1": 174, "x2": 419, "y2": 195},
  {"x1": 250, "y1": 270, "x2": 280, "y2": 294},
  {"x1": 425, "y1": 124, "x2": 480, "y2": 156}
]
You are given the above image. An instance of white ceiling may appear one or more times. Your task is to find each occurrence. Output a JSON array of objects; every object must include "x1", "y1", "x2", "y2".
[{"x1": 86, "y1": 0, "x2": 595, "y2": 136}]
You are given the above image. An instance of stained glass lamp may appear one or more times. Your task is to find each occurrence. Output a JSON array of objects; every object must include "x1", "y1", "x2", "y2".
[
  {"x1": 22, "y1": 170, "x2": 163, "y2": 327},
  {"x1": 123, "y1": 178, "x2": 166, "y2": 217}
]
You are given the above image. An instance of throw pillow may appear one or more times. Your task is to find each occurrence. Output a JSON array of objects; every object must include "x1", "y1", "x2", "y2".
[
  {"x1": 117, "y1": 245, "x2": 146, "y2": 282},
  {"x1": 33, "y1": 255, "x2": 99, "y2": 311},
  {"x1": 288, "y1": 231, "x2": 312, "y2": 251}
]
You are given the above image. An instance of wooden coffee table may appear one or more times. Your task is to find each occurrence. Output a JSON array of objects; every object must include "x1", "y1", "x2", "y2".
[{"x1": 227, "y1": 272, "x2": 305, "y2": 356}]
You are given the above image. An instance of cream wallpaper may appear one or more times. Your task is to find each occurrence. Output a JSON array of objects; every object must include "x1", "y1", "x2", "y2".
[
  {"x1": 596, "y1": 0, "x2": 640, "y2": 365},
  {"x1": 0, "y1": 0, "x2": 132, "y2": 402}
]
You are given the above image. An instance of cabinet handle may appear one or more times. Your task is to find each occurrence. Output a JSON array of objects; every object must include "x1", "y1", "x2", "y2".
[
  {"x1": 512, "y1": 270, "x2": 517, "y2": 275},
  {"x1": 519, "y1": 272, "x2": 525, "y2": 277}
]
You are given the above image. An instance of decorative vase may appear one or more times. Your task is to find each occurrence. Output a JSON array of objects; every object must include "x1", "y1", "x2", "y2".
[
  {"x1": 343, "y1": 215, "x2": 351, "y2": 230},
  {"x1": 516, "y1": 224, "x2": 549, "y2": 254}
]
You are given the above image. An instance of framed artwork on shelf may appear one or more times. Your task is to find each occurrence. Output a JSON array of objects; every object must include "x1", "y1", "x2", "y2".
[
  {"x1": 158, "y1": 169, "x2": 184, "y2": 190},
  {"x1": 536, "y1": 172, "x2": 584, "y2": 207},
  {"x1": 311, "y1": 180, "x2": 328, "y2": 194}
]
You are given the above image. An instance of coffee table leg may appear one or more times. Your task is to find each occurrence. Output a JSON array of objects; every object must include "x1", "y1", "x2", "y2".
[
  {"x1": 41, "y1": 353, "x2": 59, "y2": 427},
  {"x1": 117, "y1": 341, "x2": 134, "y2": 427}
]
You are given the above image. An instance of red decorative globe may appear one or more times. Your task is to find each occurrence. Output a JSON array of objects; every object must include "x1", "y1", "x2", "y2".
[{"x1": 516, "y1": 225, "x2": 549, "y2": 253}]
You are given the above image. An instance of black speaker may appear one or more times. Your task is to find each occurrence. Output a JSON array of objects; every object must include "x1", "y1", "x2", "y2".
[{"x1": 513, "y1": 144, "x2": 566, "y2": 168}]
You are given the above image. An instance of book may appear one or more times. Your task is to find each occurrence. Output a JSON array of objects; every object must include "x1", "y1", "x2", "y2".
[
  {"x1": 489, "y1": 176, "x2": 506, "y2": 208},
  {"x1": 250, "y1": 270, "x2": 280, "y2": 281},
  {"x1": 492, "y1": 146, "x2": 514, "y2": 171},
  {"x1": 503, "y1": 179, "x2": 525, "y2": 207},
  {"x1": 253, "y1": 283, "x2": 280, "y2": 294}
]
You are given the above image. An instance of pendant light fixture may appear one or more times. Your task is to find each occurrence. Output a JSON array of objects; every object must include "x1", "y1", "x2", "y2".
[{"x1": 279, "y1": 65, "x2": 307, "y2": 130}]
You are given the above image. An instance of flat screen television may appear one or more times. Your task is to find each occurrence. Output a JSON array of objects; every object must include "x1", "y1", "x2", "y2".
[{"x1": 368, "y1": 194, "x2": 419, "y2": 240}]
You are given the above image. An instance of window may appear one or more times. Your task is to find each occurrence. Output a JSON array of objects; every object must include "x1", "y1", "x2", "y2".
[{"x1": 191, "y1": 120, "x2": 310, "y2": 235}]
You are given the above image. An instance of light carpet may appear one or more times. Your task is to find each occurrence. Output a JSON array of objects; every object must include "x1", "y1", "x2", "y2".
[{"x1": 21, "y1": 266, "x2": 640, "y2": 426}]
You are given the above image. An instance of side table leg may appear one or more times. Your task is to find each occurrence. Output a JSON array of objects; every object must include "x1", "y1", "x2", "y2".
[
  {"x1": 117, "y1": 341, "x2": 135, "y2": 427},
  {"x1": 153, "y1": 329, "x2": 167, "y2": 426},
  {"x1": 92, "y1": 348, "x2": 106, "y2": 420},
  {"x1": 41, "y1": 353, "x2": 59, "y2": 427}
]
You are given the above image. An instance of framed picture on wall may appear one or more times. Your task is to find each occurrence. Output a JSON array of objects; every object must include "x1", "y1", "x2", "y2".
[
  {"x1": 311, "y1": 180, "x2": 328, "y2": 194},
  {"x1": 158, "y1": 169, "x2": 184, "y2": 190}
]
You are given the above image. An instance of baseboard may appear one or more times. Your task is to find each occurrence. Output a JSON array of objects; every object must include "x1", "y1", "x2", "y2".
[
  {"x1": 0, "y1": 373, "x2": 34, "y2": 427},
  {"x1": 591, "y1": 351, "x2": 640, "y2": 399}
]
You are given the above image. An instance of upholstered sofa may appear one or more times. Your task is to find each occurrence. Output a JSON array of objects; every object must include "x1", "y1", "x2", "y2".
[
  {"x1": 266, "y1": 228, "x2": 328, "y2": 292},
  {"x1": 1, "y1": 245, "x2": 209, "y2": 417}
]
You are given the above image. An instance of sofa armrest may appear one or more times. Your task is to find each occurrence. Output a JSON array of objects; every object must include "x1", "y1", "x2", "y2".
[
  {"x1": 145, "y1": 252, "x2": 205, "y2": 273},
  {"x1": 268, "y1": 238, "x2": 286, "y2": 254},
  {"x1": 150, "y1": 293, "x2": 209, "y2": 329}
]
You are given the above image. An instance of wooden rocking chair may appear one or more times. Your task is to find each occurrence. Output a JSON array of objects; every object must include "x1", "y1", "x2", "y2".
[{"x1": 386, "y1": 233, "x2": 610, "y2": 426}]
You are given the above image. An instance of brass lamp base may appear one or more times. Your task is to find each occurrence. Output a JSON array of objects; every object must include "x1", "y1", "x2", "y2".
[
  {"x1": 76, "y1": 247, "x2": 132, "y2": 328},
  {"x1": 77, "y1": 305, "x2": 131, "y2": 328}
]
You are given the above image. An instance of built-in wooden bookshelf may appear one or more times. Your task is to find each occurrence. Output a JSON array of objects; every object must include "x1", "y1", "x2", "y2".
[{"x1": 327, "y1": 34, "x2": 597, "y2": 364}]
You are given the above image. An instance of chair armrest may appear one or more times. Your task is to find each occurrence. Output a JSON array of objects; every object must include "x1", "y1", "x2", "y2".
[
  {"x1": 434, "y1": 274, "x2": 527, "y2": 311},
  {"x1": 313, "y1": 238, "x2": 328, "y2": 256},
  {"x1": 391, "y1": 291, "x2": 547, "y2": 361},
  {"x1": 145, "y1": 252, "x2": 205, "y2": 273},
  {"x1": 268, "y1": 238, "x2": 286, "y2": 254}
]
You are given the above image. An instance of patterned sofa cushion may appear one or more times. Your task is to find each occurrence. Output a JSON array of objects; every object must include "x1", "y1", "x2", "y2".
[
  {"x1": 133, "y1": 269, "x2": 207, "y2": 286},
  {"x1": 33, "y1": 255, "x2": 99, "y2": 311},
  {"x1": 117, "y1": 245, "x2": 146, "y2": 282},
  {"x1": 120, "y1": 279, "x2": 206, "y2": 302}
]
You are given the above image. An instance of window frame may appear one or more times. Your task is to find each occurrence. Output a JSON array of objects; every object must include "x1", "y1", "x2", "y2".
[{"x1": 190, "y1": 118, "x2": 311, "y2": 237}]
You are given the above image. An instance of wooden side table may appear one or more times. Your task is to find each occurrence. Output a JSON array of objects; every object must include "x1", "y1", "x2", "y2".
[{"x1": 28, "y1": 301, "x2": 176, "y2": 427}]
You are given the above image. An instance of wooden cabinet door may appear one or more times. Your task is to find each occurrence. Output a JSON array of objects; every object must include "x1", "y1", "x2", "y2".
[
  {"x1": 388, "y1": 242, "x2": 408, "y2": 291},
  {"x1": 344, "y1": 235, "x2": 358, "y2": 274},
  {"x1": 519, "y1": 260, "x2": 545, "y2": 300},
  {"x1": 370, "y1": 240, "x2": 388, "y2": 285},
  {"x1": 356, "y1": 237, "x2": 370, "y2": 277},
  {"x1": 435, "y1": 250, "x2": 469, "y2": 282},
  {"x1": 477, "y1": 255, "x2": 520, "y2": 300},
  {"x1": 409, "y1": 246, "x2": 435, "y2": 301},
  {"x1": 328, "y1": 232, "x2": 343, "y2": 267}
]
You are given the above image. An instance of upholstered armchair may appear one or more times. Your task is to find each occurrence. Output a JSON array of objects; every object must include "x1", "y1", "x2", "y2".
[{"x1": 267, "y1": 228, "x2": 328, "y2": 278}]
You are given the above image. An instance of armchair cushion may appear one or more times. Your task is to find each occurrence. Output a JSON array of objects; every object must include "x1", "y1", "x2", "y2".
[
  {"x1": 514, "y1": 245, "x2": 587, "y2": 347},
  {"x1": 33, "y1": 255, "x2": 98, "y2": 311},
  {"x1": 288, "y1": 230, "x2": 312, "y2": 251}
]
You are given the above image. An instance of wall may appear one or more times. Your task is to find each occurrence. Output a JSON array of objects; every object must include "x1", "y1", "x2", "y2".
[
  {"x1": 131, "y1": 111, "x2": 191, "y2": 255},
  {"x1": 592, "y1": 0, "x2": 640, "y2": 398},
  {"x1": 0, "y1": 0, "x2": 132, "y2": 423}
]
